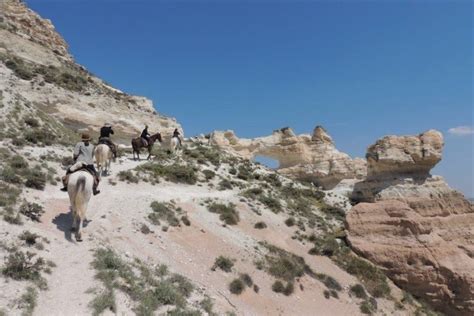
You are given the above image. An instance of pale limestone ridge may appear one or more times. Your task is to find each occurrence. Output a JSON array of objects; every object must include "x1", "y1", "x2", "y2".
[
  {"x1": 0, "y1": 0, "x2": 182, "y2": 142},
  {"x1": 210, "y1": 126, "x2": 366, "y2": 189}
]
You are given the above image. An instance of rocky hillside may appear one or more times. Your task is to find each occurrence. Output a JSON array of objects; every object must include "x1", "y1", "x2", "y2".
[
  {"x1": 0, "y1": 1, "x2": 472, "y2": 316},
  {"x1": 0, "y1": 0, "x2": 182, "y2": 145}
]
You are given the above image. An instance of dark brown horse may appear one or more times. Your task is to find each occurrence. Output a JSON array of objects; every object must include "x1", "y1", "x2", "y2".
[{"x1": 131, "y1": 132, "x2": 162, "y2": 160}]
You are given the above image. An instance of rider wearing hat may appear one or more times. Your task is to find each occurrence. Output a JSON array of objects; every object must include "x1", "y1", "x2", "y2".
[
  {"x1": 99, "y1": 123, "x2": 117, "y2": 159},
  {"x1": 60, "y1": 133, "x2": 101, "y2": 195}
]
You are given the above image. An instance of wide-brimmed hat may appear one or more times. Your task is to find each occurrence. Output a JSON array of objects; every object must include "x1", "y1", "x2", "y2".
[{"x1": 81, "y1": 133, "x2": 92, "y2": 141}]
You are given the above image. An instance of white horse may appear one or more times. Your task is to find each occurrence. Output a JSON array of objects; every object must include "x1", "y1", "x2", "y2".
[
  {"x1": 170, "y1": 136, "x2": 182, "y2": 154},
  {"x1": 67, "y1": 171, "x2": 93, "y2": 242},
  {"x1": 94, "y1": 144, "x2": 112, "y2": 176}
]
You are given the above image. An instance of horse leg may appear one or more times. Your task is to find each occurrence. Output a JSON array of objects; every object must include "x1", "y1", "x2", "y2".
[
  {"x1": 71, "y1": 208, "x2": 77, "y2": 232},
  {"x1": 75, "y1": 216, "x2": 83, "y2": 242}
]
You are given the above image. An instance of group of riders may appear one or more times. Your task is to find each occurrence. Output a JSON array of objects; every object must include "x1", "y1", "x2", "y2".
[{"x1": 60, "y1": 123, "x2": 182, "y2": 196}]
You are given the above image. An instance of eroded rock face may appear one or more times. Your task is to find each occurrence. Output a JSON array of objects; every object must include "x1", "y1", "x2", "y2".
[
  {"x1": 366, "y1": 130, "x2": 443, "y2": 179},
  {"x1": 0, "y1": 0, "x2": 182, "y2": 142},
  {"x1": 347, "y1": 130, "x2": 474, "y2": 315},
  {"x1": 347, "y1": 197, "x2": 474, "y2": 315},
  {"x1": 1, "y1": 0, "x2": 70, "y2": 59},
  {"x1": 210, "y1": 126, "x2": 366, "y2": 189}
]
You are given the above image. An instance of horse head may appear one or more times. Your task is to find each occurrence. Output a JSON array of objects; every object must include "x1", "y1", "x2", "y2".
[{"x1": 150, "y1": 132, "x2": 162, "y2": 144}]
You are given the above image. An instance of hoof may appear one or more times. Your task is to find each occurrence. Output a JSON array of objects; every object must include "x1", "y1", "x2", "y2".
[
  {"x1": 76, "y1": 237, "x2": 83, "y2": 242},
  {"x1": 70, "y1": 227, "x2": 76, "y2": 232}
]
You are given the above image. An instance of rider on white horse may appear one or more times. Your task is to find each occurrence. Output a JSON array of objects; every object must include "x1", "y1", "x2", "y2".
[
  {"x1": 172, "y1": 128, "x2": 182, "y2": 147},
  {"x1": 60, "y1": 133, "x2": 101, "y2": 195}
]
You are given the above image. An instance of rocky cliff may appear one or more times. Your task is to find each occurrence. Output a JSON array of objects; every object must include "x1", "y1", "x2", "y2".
[
  {"x1": 347, "y1": 130, "x2": 474, "y2": 315},
  {"x1": 0, "y1": 0, "x2": 182, "y2": 143},
  {"x1": 210, "y1": 126, "x2": 366, "y2": 189}
]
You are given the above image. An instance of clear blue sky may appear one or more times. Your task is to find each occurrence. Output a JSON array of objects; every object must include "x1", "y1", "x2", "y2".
[{"x1": 27, "y1": 0, "x2": 473, "y2": 196}]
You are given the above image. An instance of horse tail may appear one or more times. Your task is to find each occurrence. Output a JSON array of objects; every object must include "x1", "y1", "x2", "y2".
[{"x1": 74, "y1": 175, "x2": 88, "y2": 219}]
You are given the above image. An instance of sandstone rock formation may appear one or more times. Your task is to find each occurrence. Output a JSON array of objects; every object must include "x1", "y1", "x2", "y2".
[
  {"x1": 210, "y1": 126, "x2": 366, "y2": 189},
  {"x1": 347, "y1": 130, "x2": 474, "y2": 315},
  {"x1": 366, "y1": 129, "x2": 444, "y2": 179},
  {"x1": 0, "y1": 0, "x2": 182, "y2": 143}
]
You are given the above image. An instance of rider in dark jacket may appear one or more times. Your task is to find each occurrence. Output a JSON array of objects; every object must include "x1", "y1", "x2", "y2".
[
  {"x1": 98, "y1": 123, "x2": 117, "y2": 158},
  {"x1": 172, "y1": 128, "x2": 182, "y2": 147},
  {"x1": 141, "y1": 125, "x2": 151, "y2": 145}
]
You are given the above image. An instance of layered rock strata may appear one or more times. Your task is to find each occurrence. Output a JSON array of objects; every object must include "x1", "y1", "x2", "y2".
[{"x1": 347, "y1": 130, "x2": 474, "y2": 315}]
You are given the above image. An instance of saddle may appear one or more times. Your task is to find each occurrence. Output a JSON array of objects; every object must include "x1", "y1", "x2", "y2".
[
  {"x1": 69, "y1": 162, "x2": 97, "y2": 177},
  {"x1": 141, "y1": 138, "x2": 148, "y2": 147}
]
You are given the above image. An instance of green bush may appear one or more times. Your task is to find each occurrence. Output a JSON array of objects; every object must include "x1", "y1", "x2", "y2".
[
  {"x1": 9, "y1": 155, "x2": 28, "y2": 169},
  {"x1": 1, "y1": 167, "x2": 22, "y2": 184},
  {"x1": 239, "y1": 273, "x2": 253, "y2": 287},
  {"x1": 272, "y1": 280, "x2": 285, "y2": 293},
  {"x1": 118, "y1": 170, "x2": 139, "y2": 183},
  {"x1": 202, "y1": 169, "x2": 215, "y2": 181},
  {"x1": 360, "y1": 298, "x2": 377, "y2": 314},
  {"x1": 24, "y1": 117, "x2": 40, "y2": 128},
  {"x1": 350, "y1": 284, "x2": 368, "y2": 299},
  {"x1": 242, "y1": 187, "x2": 263, "y2": 199},
  {"x1": 20, "y1": 202, "x2": 44, "y2": 222},
  {"x1": 229, "y1": 279, "x2": 245, "y2": 295},
  {"x1": 25, "y1": 129, "x2": 56, "y2": 146},
  {"x1": 24, "y1": 169, "x2": 46, "y2": 190},
  {"x1": 308, "y1": 236, "x2": 340, "y2": 257},
  {"x1": 208, "y1": 202, "x2": 239, "y2": 225},
  {"x1": 285, "y1": 217, "x2": 296, "y2": 227},
  {"x1": 19, "y1": 286, "x2": 38, "y2": 316},
  {"x1": 19, "y1": 231, "x2": 40, "y2": 246},
  {"x1": 339, "y1": 254, "x2": 390, "y2": 298},
  {"x1": 212, "y1": 256, "x2": 234, "y2": 272},
  {"x1": 254, "y1": 221, "x2": 267, "y2": 229},
  {"x1": 149, "y1": 201, "x2": 180, "y2": 227},
  {"x1": 0, "y1": 183, "x2": 21, "y2": 207},
  {"x1": 139, "y1": 163, "x2": 197, "y2": 185},
  {"x1": 262, "y1": 173, "x2": 282, "y2": 187},
  {"x1": 5, "y1": 58, "x2": 34, "y2": 80},
  {"x1": 218, "y1": 179, "x2": 233, "y2": 190},
  {"x1": 316, "y1": 273, "x2": 342, "y2": 291},
  {"x1": 259, "y1": 195, "x2": 282, "y2": 213},
  {"x1": 2, "y1": 250, "x2": 46, "y2": 281}
]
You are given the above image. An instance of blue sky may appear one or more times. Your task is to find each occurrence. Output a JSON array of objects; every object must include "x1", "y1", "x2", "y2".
[{"x1": 27, "y1": 0, "x2": 473, "y2": 196}]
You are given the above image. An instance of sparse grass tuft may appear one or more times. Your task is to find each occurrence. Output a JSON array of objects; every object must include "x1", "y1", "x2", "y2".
[
  {"x1": 254, "y1": 221, "x2": 267, "y2": 229},
  {"x1": 90, "y1": 288, "x2": 116, "y2": 316},
  {"x1": 258, "y1": 195, "x2": 282, "y2": 213},
  {"x1": 18, "y1": 286, "x2": 38, "y2": 316},
  {"x1": 19, "y1": 202, "x2": 44, "y2": 222},
  {"x1": 24, "y1": 169, "x2": 47, "y2": 190},
  {"x1": 149, "y1": 201, "x2": 181, "y2": 227},
  {"x1": 117, "y1": 170, "x2": 139, "y2": 183},
  {"x1": 138, "y1": 163, "x2": 197, "y2": 185},
  {"x1": 90, "y1": 248, "x2": 198, "y2": 315},
  {"x1": 19, "y1": 231, "x2": 40, "y2": 246},
  {"x1": 218, "y1": 179, "x2": 233, "y2": 190},
  {"x1": 336, "y1": 253, "x2": 390, "y2": 298}
]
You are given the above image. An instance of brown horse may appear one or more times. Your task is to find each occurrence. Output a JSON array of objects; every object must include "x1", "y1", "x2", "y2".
[{"x1": 131, "y1": 132, "x2": 162, "y2": 160}]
